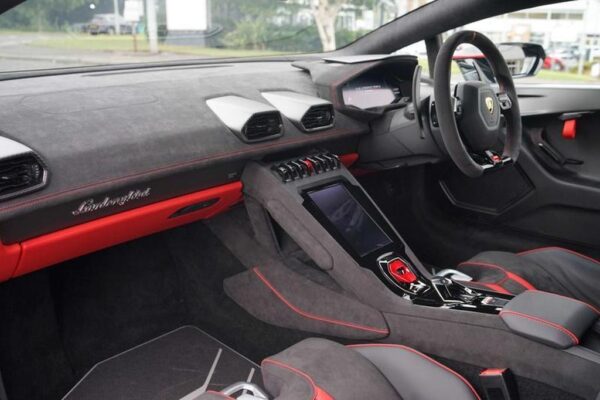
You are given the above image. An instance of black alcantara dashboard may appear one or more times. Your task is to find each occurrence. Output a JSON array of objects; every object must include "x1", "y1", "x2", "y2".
[{"x1": 0, "y1": 56, "x2": 423, "y2": 244}]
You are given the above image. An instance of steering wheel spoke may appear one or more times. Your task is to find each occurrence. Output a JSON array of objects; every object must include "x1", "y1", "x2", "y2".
[
  {"x1": 496, "y1": 92, "x2": 512, "y2": 111},
  {"x1": 451, "y1": 96, "x2": 463, "y2": 116}
]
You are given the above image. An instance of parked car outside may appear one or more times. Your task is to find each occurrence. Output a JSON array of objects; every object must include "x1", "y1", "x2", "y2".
[{"x1": 87, "y1": 14, "x2": 133, "y2": 35}]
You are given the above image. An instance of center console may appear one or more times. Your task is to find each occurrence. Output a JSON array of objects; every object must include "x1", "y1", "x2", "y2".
[
  {"x1": 238, "y1": 150, "x2": 600, "y2": 400},
  {"x1": 267, "y1": 151, "x2": 510, "y2": 313}
]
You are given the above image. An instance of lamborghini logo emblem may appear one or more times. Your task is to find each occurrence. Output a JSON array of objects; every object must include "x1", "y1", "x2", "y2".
[{"x1": 485, "y1": 97, "x2": 494, "y2": 114}]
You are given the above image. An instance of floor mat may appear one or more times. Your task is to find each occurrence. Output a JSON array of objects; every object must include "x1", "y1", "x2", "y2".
[{"x1": 63, "y1": 326, "x2": 260, "y2": 400}]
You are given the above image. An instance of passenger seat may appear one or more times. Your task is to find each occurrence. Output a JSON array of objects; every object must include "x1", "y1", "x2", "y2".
[{"x1": 201, "y1": 338, "x2": 480, "y2": 399}]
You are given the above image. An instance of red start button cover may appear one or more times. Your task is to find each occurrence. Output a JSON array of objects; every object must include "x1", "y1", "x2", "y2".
[{"x1": 388, "y1": 259, "x2": 417, "y2": 284}]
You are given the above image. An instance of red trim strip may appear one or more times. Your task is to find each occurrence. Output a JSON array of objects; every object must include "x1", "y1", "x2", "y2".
[
  {"x1": 499, "y1": 310, "x2": 579, "y2": 345},
  {"x1": 0, "y1": 241, "x2": 21, "y2": 282},
  {"x1": 261, "y1": 358, "x2": 334, "y2": 400},
  {"x1": 204, "y1": 391, "x2": 235, "y2": 399},
  {"x1": 11, "y1": 182, "x2": 243, "y2": 279},
  {"x1": 339, "y1": 153, "x2": 359, "y2": 168},
  {"x1": 348, "y1": 344, "x2": 481, "y2": 400},
  {"x1": 252, "y1": 267, "x2": 389, "y2": 335},
  {"x1": 458, "y1": 261, "x2": 536, "y2": 291},
  {"x1": 480, "y1": 368, "x2": 507, "y2": 376},
  {"x1": 518, "y1": 246, "x2": 600, "y2": 266}
]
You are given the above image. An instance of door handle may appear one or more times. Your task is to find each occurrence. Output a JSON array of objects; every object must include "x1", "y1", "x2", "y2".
[{"x1": 529, "y1": 128, "x2": 583, "y2": 166}]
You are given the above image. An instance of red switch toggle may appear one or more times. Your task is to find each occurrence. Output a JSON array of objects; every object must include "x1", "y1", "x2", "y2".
[
  {"x1": 301, "y1": 159, "x2": 314, "y2": 174},
  {"x1": 562, "y1": 119, "x2": 577, "y2": 140},
  {"x1": 388, "y1": 259, "x2": 417, "y2": 284}
]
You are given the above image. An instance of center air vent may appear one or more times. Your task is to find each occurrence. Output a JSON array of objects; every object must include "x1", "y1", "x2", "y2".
[
  {"x1": 0, "y1": 137, "x2": 48, "y2": 202},
  {"x1": 301, "y1": 104, "x2": 334, "y2": 131},
  {"x1": 262, "y1": 91, "x2": 335, "y2": 133},
  {"x1": 206, "y1": 95, "x2": 283, "y2": 143},
  {"x1": 244, "y1": 112, "x2": 283, "y2": 141}
]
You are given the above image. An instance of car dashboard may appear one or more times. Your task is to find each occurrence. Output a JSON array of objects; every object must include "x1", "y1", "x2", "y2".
[{"x1": 0, "y1": 56, "x2": 428, "y2": 281}]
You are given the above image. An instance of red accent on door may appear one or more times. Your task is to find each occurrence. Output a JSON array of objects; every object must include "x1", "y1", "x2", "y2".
[
  {"x1": 562, "y1": 119, "x2": 577, "y2": 140},
  {"x1": 339, "y1": 153, "x2": 359, "y2": 167},
  {"x1": 12, "y1": 182, "x2": 243, "y2": 279},
  {"x1": 0, "y1": 241, "x2": 21, "y2": 282},
  {"x1": 388, "y1": 259, "x2": 417, "y2": 284}
]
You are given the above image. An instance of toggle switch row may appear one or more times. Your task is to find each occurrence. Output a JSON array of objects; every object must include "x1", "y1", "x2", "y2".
[{"x1": 272, "y1": 153, "x2": 340, "y2": 182}]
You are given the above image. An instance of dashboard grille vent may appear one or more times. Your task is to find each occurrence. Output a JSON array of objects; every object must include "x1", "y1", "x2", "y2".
[
  {"x1": 301, "y1": 105, "x2": 334, "y2": 131},
  {"x1": 0, "y1": 155, "x2": 46, "y2": 200},
  {"x1": 243, "y1": 112, "x2": 283, "y2": 141}
]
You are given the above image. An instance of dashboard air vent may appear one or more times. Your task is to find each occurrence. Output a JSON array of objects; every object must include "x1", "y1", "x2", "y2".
[
  {"x1": 0, "y1": 156, "x2": 44, "y2": 196},
  {"x1": 206, "y1": 95, "x2": 283, "y2": 143},
  {"x1": 262, "y1": 91, "x2": 334, "y2": 133},
  {"x1": 0, "y1": 136, "x2": 48, "y2": 202},
  {"x1": 244, "y1": 112, "x2": 283, "y2": 141},
  {"x1": 301, "y1": 104, "x2": 334, "y2": 131}
]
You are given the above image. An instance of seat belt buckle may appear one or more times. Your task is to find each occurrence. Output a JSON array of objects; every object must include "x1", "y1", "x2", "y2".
[{"x1": 479, "y1": 368, "x2": 518, "y2": 400}]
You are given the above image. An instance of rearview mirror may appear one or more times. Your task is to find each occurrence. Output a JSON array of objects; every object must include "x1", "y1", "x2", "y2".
[{"x1": 454, "y1": 42, "x2": 546, "y2": 82}]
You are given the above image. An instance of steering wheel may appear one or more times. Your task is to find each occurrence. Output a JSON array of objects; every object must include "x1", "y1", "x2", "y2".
[{"x1": 433, "y1": 31, "x2": 521, "y2": 177}]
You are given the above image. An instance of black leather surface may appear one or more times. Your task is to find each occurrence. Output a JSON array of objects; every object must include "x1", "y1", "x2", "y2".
[
  {"x1": 353, "y1": 344, "x2": 480, "y2": 400},
  {"x1": 457, "y1": 248, "x2": 600, "y2": 309},
  {"x1": 501, "y1": 290, "x2": 599, "y2": 349},
  {"x1": 262, "y1": 338, "x2": 480, "y2": 400},
  {"x1": 0, "y1": 62, "x2": 367, "y2": 242}
]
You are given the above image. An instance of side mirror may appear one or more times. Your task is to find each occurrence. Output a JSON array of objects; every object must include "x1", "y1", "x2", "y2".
[{"x1": 454, "y1": 42, "x2": 546, "y2": 82}]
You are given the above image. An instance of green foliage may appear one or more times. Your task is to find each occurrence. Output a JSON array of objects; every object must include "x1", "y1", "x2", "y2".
[
  {"x1": 0, "y1": 0, "x2": 88, "y2": 31},
  {"x1": 223, "y1": 19, "x2": 271, "y2": 50},
  {"x1": 336, "y1": 28, "x2": 369, "y2": 48}
]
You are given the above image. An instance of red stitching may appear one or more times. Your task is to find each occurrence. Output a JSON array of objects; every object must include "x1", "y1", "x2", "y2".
[
  {"x1": 348, "y1": 344, "x2": 481, "y2": 400},
  {"x1": 0, "y1": 128, "x2": 355, "y2": 214},
  {"x1": 253, "y1": 267, "x2": 389, "y2": 334},
  {"x1": 518, "y1": 246, "x2": 600, "y2": 266},
  {"x1": 261, "y1": 359, "x2": 320, "y2": 400},
  {"x1": 458, "y1": 261, "x2": 536, "y2": 290},
  {"x1": 499, "y1": 310, "x2": 579, "y2": 345},
  {"x1": 529, "y1": 290, "x2": 600, "y2": 315}
]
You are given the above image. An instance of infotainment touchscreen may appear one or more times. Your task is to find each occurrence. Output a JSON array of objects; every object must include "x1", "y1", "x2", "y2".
[{"x1": 306, "y1": 183, "x2": 392, "y2": 257}]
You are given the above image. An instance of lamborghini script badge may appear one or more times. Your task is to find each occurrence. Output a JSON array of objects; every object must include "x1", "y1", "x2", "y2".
[
  {"x1": 72, "y1": 188, "x2": 151, "y2": 216},
  {"x1": 485, "y1": 96, "x2": 494, "y2": 114}
]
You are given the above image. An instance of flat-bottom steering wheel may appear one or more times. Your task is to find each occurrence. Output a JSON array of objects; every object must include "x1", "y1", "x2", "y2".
[{"x1": 433, "y1": 31, "x2": 521, "y2": 177}]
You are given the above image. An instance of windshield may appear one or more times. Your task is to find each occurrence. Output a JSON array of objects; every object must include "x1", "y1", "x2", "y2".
[{"x1": 0, "y1": 0, "x2": 430, "y2": 74}]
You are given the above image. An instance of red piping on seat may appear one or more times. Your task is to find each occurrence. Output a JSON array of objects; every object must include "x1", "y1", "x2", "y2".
[
  {"x1": 261, "y1": 358, "x2": 334, "y2": 400},
  {"x1": 348, "y1": 344, "x2": 482, "y2": 400},
  {"x1": 458, "y1": 261, "x2": 536, "y2": 291},
  {"x1": 518, "y1": 246, "x2": 600, "y2": 266},
  {"x1": 499, "y1": 310, "x2": 579, "y2": 345},
  {"x1": 252, "y1": 267, "x2": 389, "y2": 335},
  {"x1": 530, "y1": 290, "x2": 600, "y2": 315}
]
